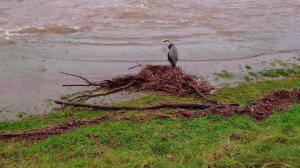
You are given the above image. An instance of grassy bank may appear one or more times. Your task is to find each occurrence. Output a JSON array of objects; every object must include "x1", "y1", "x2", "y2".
[{"x1": 1, "y1": 76, "x2": 300, "y2": 167}]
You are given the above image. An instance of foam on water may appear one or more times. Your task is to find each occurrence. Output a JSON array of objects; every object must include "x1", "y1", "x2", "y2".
[{"x1": 0, "y1": 25, "x2": 82, "y2": 36}]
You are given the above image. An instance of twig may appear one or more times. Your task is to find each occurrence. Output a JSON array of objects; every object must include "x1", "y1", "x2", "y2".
[
  {"x1": 69, "y1": 82, "x2": 136, "y2": 101},
  {"x1": 60, "y1": 71, "x2": 91, "y2": 84},
  {"x1": 62, "y1": 84, "x2": 95, "y2": 87},
  {"x1": 59, "y1": 71, "x2": 102, "y2": 87},
  {"x1": 128, "y1": 63, "x2": 145, "y2": 70},
  {"x1": 189, "y1": 84, "x2": 220, "y2": 105},
  {"x1": 54, "y1": 100, "x2": 236, "y2": 111}
]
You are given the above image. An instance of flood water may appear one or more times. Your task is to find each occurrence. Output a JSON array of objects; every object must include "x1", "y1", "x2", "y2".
[{"x1": 1, "y1": 0, "x2": 300, "y2": 119}]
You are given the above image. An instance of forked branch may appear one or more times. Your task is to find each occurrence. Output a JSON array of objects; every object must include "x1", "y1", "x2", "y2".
[{"x1": 60, "y1": 71, "x2": 102, "y2": 87}]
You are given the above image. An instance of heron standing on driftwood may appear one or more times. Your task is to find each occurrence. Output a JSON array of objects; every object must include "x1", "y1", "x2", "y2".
[{"x1": 162, "y1": 39, "x2": 178, "y2": 68}]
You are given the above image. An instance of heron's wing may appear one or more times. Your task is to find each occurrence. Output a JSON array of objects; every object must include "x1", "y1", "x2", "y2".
[{"x1": 168, "y1": 44, "x2": 178, "y2": 62}]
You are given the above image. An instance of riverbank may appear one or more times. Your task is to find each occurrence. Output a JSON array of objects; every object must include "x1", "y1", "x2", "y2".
[
  {"x1": 1, "y1": 67, "x2": 300, "y2": 167},
  {"x1": 1, "y1": 50, "x2": 300, "y2": 120}
]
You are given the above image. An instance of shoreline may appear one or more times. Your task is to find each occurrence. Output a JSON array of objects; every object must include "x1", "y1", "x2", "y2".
[{"x1": 0, "y1": 50, "x2": 300, "y2": 120}]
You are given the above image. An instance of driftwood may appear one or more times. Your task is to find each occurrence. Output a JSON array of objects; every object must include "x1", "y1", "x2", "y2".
[{"x1": 54, "y1": 100, "x2": 237, "y2": 110}]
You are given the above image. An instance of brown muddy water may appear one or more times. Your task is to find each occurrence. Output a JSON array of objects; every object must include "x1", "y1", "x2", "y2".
[{"x1": 1, "y1": 0, "x2": 300, "y2": 120}]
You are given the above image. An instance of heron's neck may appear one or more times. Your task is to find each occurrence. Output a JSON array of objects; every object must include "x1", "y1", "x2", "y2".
[{"x1": 168, "y1": 43, "x2": 173, "y2": 49}]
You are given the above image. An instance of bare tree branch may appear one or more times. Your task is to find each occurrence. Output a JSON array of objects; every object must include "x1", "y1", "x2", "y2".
[
  {"x1": 59, "y1": 71, "x2": 102, "y2": 87},
  {"x1": 54, "y1": 100, "x2": 236, "y2": 110}
]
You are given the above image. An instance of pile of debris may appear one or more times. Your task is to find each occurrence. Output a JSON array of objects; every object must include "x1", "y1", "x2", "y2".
[
  {"x1": 64, "y1": 65, "x2": 216, "y2": 103},
  {"x1": 174, "y1": 88, "x2": 300, "y2": 120},
  {"x1": 102, "y1": 65, "x2": 215, "y2": 96}
]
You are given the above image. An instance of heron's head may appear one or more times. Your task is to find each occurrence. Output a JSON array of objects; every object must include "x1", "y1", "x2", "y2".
[{"x1": 162, "y1": 39, "x2": 171, "y2": 46}]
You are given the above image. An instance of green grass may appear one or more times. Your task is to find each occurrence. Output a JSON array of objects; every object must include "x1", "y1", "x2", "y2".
[
  {"x1": 246, "y1": 64, "x2": 300, "y2": 79},
  {"x1": 211, "y1": 76, "x2": 300, "y2": 105},
  {"x1": 1, "y1": 76, "x2": 300, "y2": 167},
  {"x1": 0, "y1": 108, "x2": 299, "y2": 167},
  {"x1": 243, "y1": 75, "x2": 253, "y2": 82},
  {"x1": 258, "y1": 68, "x2": 300, "y2": 78},
  {"x1": 214, "y1": 70, "x2": 235, "y2": 80}
]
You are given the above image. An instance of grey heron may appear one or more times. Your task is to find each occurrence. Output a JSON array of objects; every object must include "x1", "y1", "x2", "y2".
[{"x1": 162, "y1": 39, "x2": 178, "y2": 68}]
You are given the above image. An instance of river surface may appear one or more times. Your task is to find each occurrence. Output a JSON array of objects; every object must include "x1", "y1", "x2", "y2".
[{"x1": 1, "y1": 0, "x2": 300, "y2": 119}]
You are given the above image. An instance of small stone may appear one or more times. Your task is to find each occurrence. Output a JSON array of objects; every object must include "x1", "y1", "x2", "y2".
[{"x1": 166, "y1": 154, "x2": 174, "y2": 161}]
